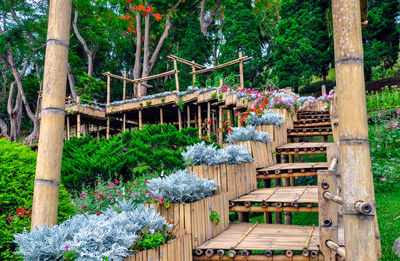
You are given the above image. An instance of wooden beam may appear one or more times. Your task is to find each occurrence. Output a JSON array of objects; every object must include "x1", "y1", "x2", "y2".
[
  {"x1": 167, "y1": 55, "x2": 205, "y2": 69},
  {"x1": 102, "y1": 71, "x2": 153, "y2": 88},
  {"x1": 186, "y1": 105, "x2": 190, "y2": 127},
  {"x1": 207, "y1": 102, "x2": 211, "y2": 137},
  {"x1": 97, "y1": 125, "x2": 100, "y2": 139},
  {"x1": 173, "y1": 59, "x2": 180, "y2": 92},
  {"x1": 139, "y1": 110, "x2": 143, "y2": 130},
  {"x1": 160, "y1": 107, "x2": 164, "y2": 124},
  {"x1": 106, "y1": 73, "x2": 110, "y2": 105},
  {"x1": 178, "y1": 108, "x2": 182, "y2": 130},
  {"x1": 123, "y1": 71, "x2": 127, "y2": 101},
  {"x1": 122, "y1": 113, "x2": 126, "y2": 132},
  {"x1": 332, "y1": 0, "x2": 380, "y2": 260},
  {"x1": 66, "y1": 115, "x2": 70, "y2": 140},
  {"x1": 106, "y1": 117, "x2": 110, "y2": 139},
  {"x1": 190, "y1": 56, "x2": 252, "y2": 75},
  {"x1": 239, "y1": 52, "x2": 244, "y2": 89},
  {"x1": 192, "y1": 61, "x2": 196, "y2": 85},
  {"x1": 31, "y1": 0, "x2": 73, "y2": 229},
  {"x1": 218, "y1": 107, "x2": 223, "y2": 143},
  {"x1": 198, "y1": 104, "x2": 202, "y2": 138},
  {"x1": 77, "y1": 113, "x2": 81, "y2": 138}
]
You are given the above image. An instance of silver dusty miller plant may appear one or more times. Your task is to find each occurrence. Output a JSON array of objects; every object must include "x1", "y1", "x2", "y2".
[
  {"x1": 226, "y1": 126, "x2": 271, "y2": 143},
  {"x1": 182, "y1": 142, "x2": 253, "y2": 166},
  {"x1": 260, "y1": 110, "x2": 285, "y2": 126},
  {"x1": 14, "y1": 201, "x2": 170, "y2": 261},
  {"x1": 147, "y1": 170, "x2": 218, "y2": 203}
]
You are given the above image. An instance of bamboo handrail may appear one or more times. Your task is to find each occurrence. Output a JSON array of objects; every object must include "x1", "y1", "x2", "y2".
[
  {"x1": 323, "y1": 191, "x2": 343, "y2": 205},
  {"x1": 167, "y1": 55, "x2": 205, "y2": 69},
  {"x1": 190, "y1": 56, "x2": 253, "y2": 75},
  {"x1": 231, "y1": 221, "x2": 259, "y2": 249},
  {"x1": 102, "y1": 72, "x2": 153, "y2": 88}
]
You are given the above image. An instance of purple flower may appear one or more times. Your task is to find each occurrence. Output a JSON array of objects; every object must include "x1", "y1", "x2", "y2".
[
  {"x1": 65, "y1": 245, "x2": 70, "y2": 249},
  {"x1": 380, "y1": 177, "x2": 387, "y2": 182},
  {"x1": 377, "y1": 113, "x2": 381, "y2": 118},
  {"x1": 80, "y1": 193, "x2": 86, "y2": 198}
]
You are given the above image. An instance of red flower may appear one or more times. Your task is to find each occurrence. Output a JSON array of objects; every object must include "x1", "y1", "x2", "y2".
[
  {"x1": 8, "y1": 215, "x2": 13, "y2": 221},
  {"x1": 114, "y1": 180, "x2": 119, "y2": 184},
  {"x1": 202, "y1": 136, "x2": 207, "y2": 140},
  {"x1": 145, "y1": 179, "x2": 149, "y2": 183},
  {"x1": 160, "y1": 199, "x2": 165, "y2": 204},
  {"x1": 153, "y1": 196, "x2": 158, "y2": 200},
  {"x1": 96, "y1": 211, "x2": 100, "y2": 215},
  {"x1": 217, "y1": 128, "x2": 221, "y2": 132}
]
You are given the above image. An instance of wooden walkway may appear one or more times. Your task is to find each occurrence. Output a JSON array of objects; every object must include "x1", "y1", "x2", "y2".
[{"x1": 275, "y1": 142, "x2": 331, "y2": 155}]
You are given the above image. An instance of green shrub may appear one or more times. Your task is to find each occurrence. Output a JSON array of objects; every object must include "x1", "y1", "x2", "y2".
[
  {"x1": 61, "y1": 124, "x2": 202, "y2": 191},
  {"x1": 366, "y1": 85, "x2": 400, "y2": 111},
  {"x1": 299, "y1": 80, "x2": 335, "y2": 96},
  {"x1": 0, "y1": 138, "x2": 76, "y2": 260}
]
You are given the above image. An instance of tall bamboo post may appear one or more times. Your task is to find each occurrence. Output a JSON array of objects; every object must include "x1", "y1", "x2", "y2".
[
  {"x1": 321, "y1": 85, "x2": 326, "y2": 96},
  {"x1": 66, "y1": 116, "x2": 70, "y2": 140},
  {"x1": 282, "y1": 155, "x2": 292, "y2": 224},
  {"x1": 106, "y1": 118, "x2": 110, "y2": 139},
  {"x1": 197, "y1": 105, "x2": 202, "y2": 138},
  {"x1": 207, "y1": 102, "x2": 211, "y2": 137},
  {"x1": 218, "y1": 107, "x2": 223, "y2": 143},
  {"x1": 96, "y1": 125, "x2": 100, "y2": 139},
  {"x1": 122, "y1": 71, "x2": 126, "y2": 132},
  {"x1": 332, "y1": 0, "x2": 380, "y2": 260},
  {"x1": 76, "y1": 114, "x2": 81, "y2": 138},
  {"x1": 173, "y1": 59, "x2": 180, "y2": 91},
  {"x1": 178, "y1": 108, "x2": 182, "y2": 131},
  {"x1": 139, "y1": 109, "x2": 143, "y2": 130},
  {"x1": 160, "y1": 107, "x2": 164, "y2": 124},
  {"x1": 186, "y1": 105, "x2": 190, "y2": 127},
  {"x1": 137, "y1": 82, "x2": 142, "y2": 98},
  {"x1": 106, "y1": 72, "x2": 111, "y2": 105},
  {"x1": 239, "y1": 52, "x2": 244, "y2": 89},
  {"x1": 212, "y1": 110, "x2": 216, "y2": 132},
  {"x1": 192, "y1": 61, "x2": 196, "y2": 85},
  {"x1": 31, "y1": 0, "x2": 72, "y2": 228},
  {"x1": 122, "y1": 114, "x2": 126, "y2": 132}
]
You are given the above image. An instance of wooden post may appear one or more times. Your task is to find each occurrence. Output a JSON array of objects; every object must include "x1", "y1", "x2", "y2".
[
  {"x1": 106, "y1": 117, "x2": 110, "y2": 139},
  {"x1": 123, "y1": 70, "x2": 127, "y2": 101},
  {"x1": 238, "y1": 111, "x2": 242, "y2": 127},
  {"x1": 139, "y1": 109, "x2": 143, "y2": 130},
  {"x1": 197, "y1": 104, "x2": 202, "y2": 138},
  {"x1": 122, "y1": 113, "x2": 126, "y2": 132},
  {"x1": 207, "y1": 102, "x2": 211, "y2": 137},
  {"x1": 321, "y1": 85, "x2": 326, "y2": 96},
  {"x1": 218, "y1": 107, "x2": 223, "y2": 143},
  {"x1": 106, "y1": 72, "x2": 111, "y2": 105},
  {"x1": 173, "y1": 59, "x2": 180, "y2": 91},
  {"x1": 31, "y1": 0, "x2": 72, "y2": 229},
  {"x1": 137, "y1": 82, "x2": 142, "y2": 98},
  {"x1": 212, "y1": 110, "x2": 216, "y2": 133},
  {"x1": 219, "y1": 78, "x2": 223, "y2": 87},
  {"x1": 239, "y1": 52, "x2": 244, "y2": 89},
  {"x1": 76, "y1": 113, "x2": 81, "y2": 138},
  {"x1": 186, "y1": 105, "x2": 190, "y2": 127},
  {"x1": 178, "y1": 107, "x2": 182, "y2": 131},
  {"x1": 66, "y1": 116, "x2": 70, "y2": 140},
  {"x1": 192, "y1": 61, "x2": 196, "y2": 85},
  {"x1": 332, "y1": 0, "x2": 380, "y2": 260},
  {"x1": 97, "y1": 125, "x2": 100, "y2": 139},
  {"x1": 282, "y1": 155, "x2": 292, "y2": 224},
  {"x1": 160, "y1": 107, "x2": 164, "y2": 124},
  {"x1": 227, "y1": 109, "x2": 232, "y2": 126}
]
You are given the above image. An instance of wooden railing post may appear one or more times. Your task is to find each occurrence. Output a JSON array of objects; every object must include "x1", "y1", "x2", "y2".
[
  {"x1": 218, "y1": 107, "x2": 223, "y2": 143},
  {"x1": 139, "y1": 109, "x2": 143, "y2": 130},
  {"x1": 198, "y1": 105, "x2": 202, "y2": 138},
  {"x1": 173, "y1": 59, "x2": 180, "y2": 91},
  {"x1": 31, "y1": 0, "x2": 73, "y2": 228},
  {"x1": 106, "y1": 72, "x2": 111, "y2": 105},
  {"x1": 186, "y1": 105, "x2": 190, "y2": 128},
  {"x1": 160, "y1": 107, "x2": 164, "y2": 125},
  {"x1": 192, "y1": 61, "x2": 196, "y2": 85},
  {"x1": 178, "y1": 107, "x2": 182, "y2": 131},
  {"x1": 332, "y1": 0, "x2": 380, "y2": 259},
  {"x1": 106, "y1": 117, "x2": 110, "y2": 139},
  {"x1": 207, "y1": 102, "x2": 211, "y2": 137},
  {"x1": 321, "y1": 85, "x2": 326, "y2": 96},
  {"x1": 239, "y1": 52, "x2": 244, "y2": 89},
  {"x1": 66, "y1": 115, "x2": 70, "y2": 140}
]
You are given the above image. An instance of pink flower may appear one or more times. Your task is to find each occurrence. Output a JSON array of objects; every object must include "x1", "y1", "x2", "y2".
[
  {"x1": 115, "y1": 180, "x2": 119, "y2": 184},
  {"x1": 153, "y1": 196, "x2": 158, "y2": 200},
  {"x1": 380, "y1": 177, "x2": 387, "y2": 182},
  {"x1": 71, "y1": 199, "x2": 75, "y2": 205},
  {"x1": 145, "y1": 193, "x2": 151, "y2": 198},
  {"x1": 80, "y1": 193, "x2": 86, "y2": 198},
  {"x1": 94, "y1": 191, "x2": 99, "y2": 196},
  {"x1": 109, "y1": 184, "x2": 114, "y2": 188},
  {"x1": 132, "y1": 195, "x2": 136, "y2": 200},
  {"x1": 65, "y1": 245, "x2": 70, "y2": 249},
  {"x1": 160, "y1": 199, "x2": 165, "y2": 204},
  {"x1": 377, "y1": 113, "x2": 381, "y2": 118},
  {"x1": 133, "y1": 181, "x2": 137, "y2": 186},
  {"x1": 96, "y1": 211, "x2": 100, "y2": 215}
]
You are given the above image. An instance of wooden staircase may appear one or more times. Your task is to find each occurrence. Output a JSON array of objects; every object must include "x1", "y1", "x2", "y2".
[{"x1": 193, "y1": 111, "x2": 342, "y2": 260}]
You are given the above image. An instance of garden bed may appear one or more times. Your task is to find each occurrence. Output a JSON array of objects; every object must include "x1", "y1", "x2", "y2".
[{"x1": 233, "y1": 141, "x2": 275, "y2": 169}]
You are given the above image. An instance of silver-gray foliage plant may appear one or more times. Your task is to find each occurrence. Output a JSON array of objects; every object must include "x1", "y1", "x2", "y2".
[
  {"x1": 14, "y1": 201, "x2": 170, "y2": 261},
  {"x1": 182, "y1": 142, "x2": 253, "y2": 166},
  {"x1": 226, "y1": 126, "x2": 271, "y2": 143},
  {"x1": 147, "y1": 170, "x2": 218, "y2": 204},
  {"x1": 260, "y1": 110, "x2": 285, "y2": 126}
]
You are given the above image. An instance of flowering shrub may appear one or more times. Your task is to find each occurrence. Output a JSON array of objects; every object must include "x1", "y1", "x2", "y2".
[
  {"x1": 226, "y1": 126, "x2": 271, "y2": 143},
  {"x1": 182, "y1": 142, "x2": 253, "y2": 166},
  {"x1": 14, "y1": 201, "x2": 171, "y2": 261},
  {"x1": 147, "y1": 170, "x2": 218, "y2": 204}
]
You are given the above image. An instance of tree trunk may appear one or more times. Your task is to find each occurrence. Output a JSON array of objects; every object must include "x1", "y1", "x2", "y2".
[
  {"x1": 133, "y1": 11, "x2": 142, "y2": 97},
  {"x1": 7, "y1": 82, "x2": 23, "y2": 142},
  {"x1": 141, "y1": 6, "x2": 151, "y2": 97},
  {"x1": 0, "y1": 118, "x2": 7, "y2": 137},
  {"x1": 67, "y1": 63, "x2": 78, "y2": 99},
  {"x1": 323, "y1": 74, "x2": 327, "y2": 87},
  {"x1": 200, "y1": 0, "x2": 221, "y2": 37}
]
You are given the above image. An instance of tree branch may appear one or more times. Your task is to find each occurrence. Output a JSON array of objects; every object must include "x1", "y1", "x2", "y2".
[
  {"x1": 72, "y1": 9, "x2": 94, "y2": 76},
  {"x1": 200, "y1": 0, "x2": 221, "y2": 37}
]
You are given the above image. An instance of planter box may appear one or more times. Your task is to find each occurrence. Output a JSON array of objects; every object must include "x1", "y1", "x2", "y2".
[
  {"x1": 146, "y1": 193, "x2": 229, "y2": 248},
  {"x1": 255, "y1": 124, "x2": 288, "y2": 148},
  {"x1": 272, "y1": 108, "x2": 294, "y2": 129},
  {"x1": 233, "y1": 141, "x2": 275, "y2": 169},
  {"x1": 188, "y1": 162, "x2": 257, "y2": 200},
  {"x1": 124, "y1": 234, "x2": 192, "y2": 261}
]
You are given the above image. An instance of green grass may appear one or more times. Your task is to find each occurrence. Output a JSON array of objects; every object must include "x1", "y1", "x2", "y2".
[{"x1": 376, "y1": 190, "x2": 400, "y2": 260}]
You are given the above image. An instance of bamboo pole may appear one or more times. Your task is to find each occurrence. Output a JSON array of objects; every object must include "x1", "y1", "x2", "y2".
[
  {"x1": 139, "y1": 109, "x2": 143, "y2": 130},
  {"x1": 122, "y1": 113, "x2": 126, "y2": 132},
  {"x1": 137, "y1": 82, "x2": 142, "y2": 98},
  {"x1": 173, "y1": 59, "x2": 180, "y2": 91},
  {"x1": 106, "y1": 72, "x2": 111, "y2": 105},
  {"x1": 31, "y1": 0, "x2": 73, "y2": 228},
  {"x1": 76, "y1": 113, "x2": 81, "y2": 138},
  {"x1": 282, "y1": 155, "x2": 292, "y2": 224},
  {"x1": 321, "y1": 85, "x2": 326, "y2": 96},
  {"x1": 178, "y1": 108, "x2": 182, "y2": 131},
  {"x1": 207, "y1": 102, "x2": 211, "y2": 137},
  {"x1": 97, "y1": 125, "x2": 100, "y2": 139},
  {"x1": 186, "y1": 105, "x2": 190, "y2": 127},
  {"x1": 192, "y1": 61, "x2": 196, "y2": 85},
  {"x1": 160, "y1": 107, "x2": 164, "y2": 124},
  {"x1": 106, "y1": 117, "x2": 110, "y2": 139},
  {"x1": 218, "y1": 107, "x2": 223, "y2": 143},
  {"x1": 66, "y1": 116, "x2": 70, "y2": 140},
  {"x1": 198, "y1": 105, "x2": 202, "y2": 138},
  {"x1": 123, "y1": 71, "x2": 127, "y2": 101},
  {"x1": 332, "y1": 0, "x2": 380, "y2": 260},
  {"x1": 239, "y1": 52, "x2": 244, "y2": 89}
]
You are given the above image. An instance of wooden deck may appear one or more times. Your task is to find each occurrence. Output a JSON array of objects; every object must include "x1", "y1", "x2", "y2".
[
  {"x1": 294, "y1": 121, "x2": 331, "y2": 128},
  {"x1": 257, "y1": 162, "x2": 328, "y2": 179}
]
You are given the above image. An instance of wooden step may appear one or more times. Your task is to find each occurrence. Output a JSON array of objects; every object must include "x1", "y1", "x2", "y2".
[
  {"x1": 193, "y1": 223, "x2": 345, "y2": 259},
  {"x1": 288, "y1": 127, "x2": 332, "y2": 133},
  {"x1": 294, "y1": 121, "x2": 331, "y2": 128},
  {"x1": 229, "y1": 186, "x2": 318, "y2": 213},
  {"x1": 276, "y1": 142, "x2": 331, "y2": 155},
  {"x1": 257, "y1": 162, "x2": 328, "y2": 179},
  {"x1": 298, "y1": 110, "x2": 329, "y2": 116},
  {"x1": 288, "y1": 131, "x2": 332, "y2": 137},
  {"x1": 297, "y1": 114, "x2": 330, "y2": 120}
]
